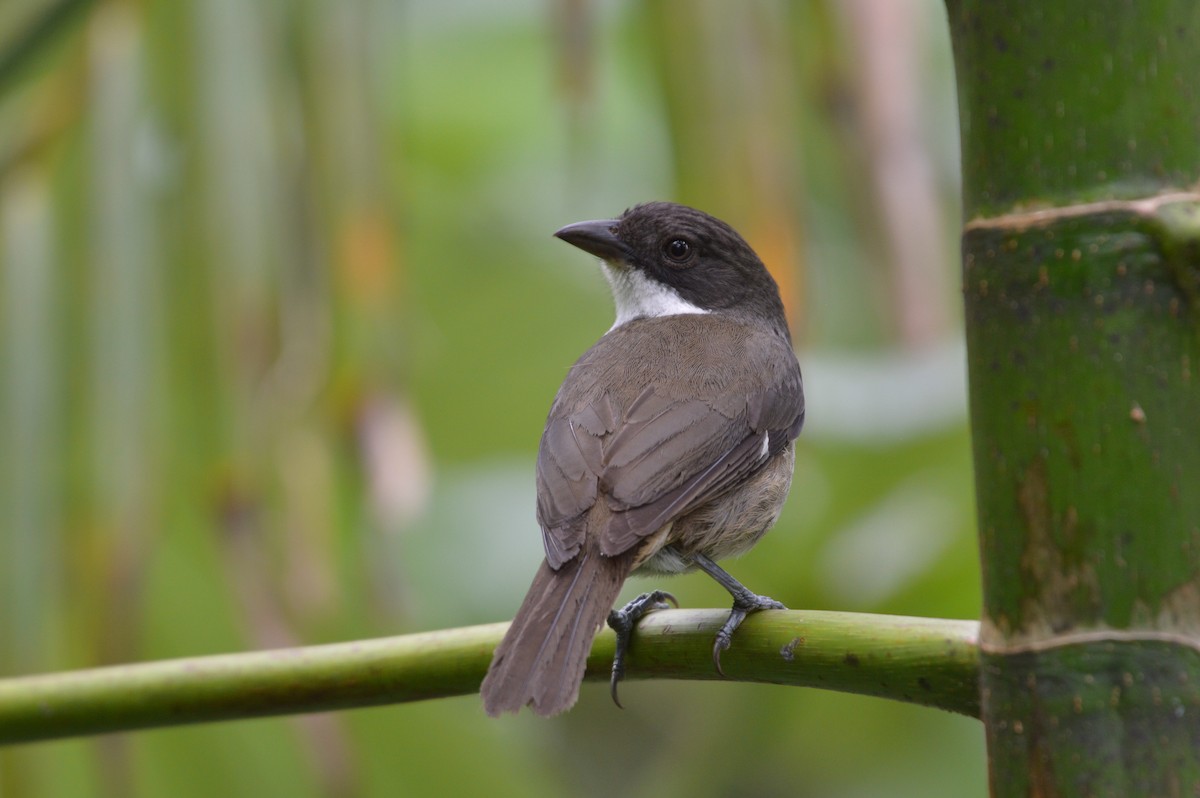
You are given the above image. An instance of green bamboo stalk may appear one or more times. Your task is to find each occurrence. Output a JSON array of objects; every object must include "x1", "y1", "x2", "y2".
[
  {"x1": 0, "y1": 610, "x2": 980, "y2": 745},
  {"x1": 0, "y1": 171, "x2": 61, "y2": 674},
  {"x1": 946, "y1": 1, "x2": 1200, "y2": 793},
  {"x1": 85, "y1": 3, "x2": 161, "y2": 678}
]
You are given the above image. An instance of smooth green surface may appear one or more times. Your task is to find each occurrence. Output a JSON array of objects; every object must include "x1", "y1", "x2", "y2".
[
  {"x1": 963, "y1": 199, "x2": 1200, "y2": 795},
  {"x1": 947, "y1": 1, "x2": 1200, "y2": 217},
  {"x1": 0, "y1": 610, "x2": 980, "y2": 745},
  {"x1": 964, "y1": 204, "x2": 1200, "y2": 640},
  {"x1": 604, "y1": 610, "x2": 980, "y2": 717},
  {"x1": 949, "y1": 1, "x2": 1200, "y2": 793},
  {"x1": 982, "y1": 641, "x2": 1200, "y2": 796}
]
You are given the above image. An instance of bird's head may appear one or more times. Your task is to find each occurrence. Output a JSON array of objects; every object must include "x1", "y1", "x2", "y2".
[{"x1": 554, "y1": 202, "x2": 790, "y2": 335}]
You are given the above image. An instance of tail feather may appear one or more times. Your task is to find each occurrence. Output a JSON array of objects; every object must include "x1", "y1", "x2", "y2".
[{"x1": 481, "y1": 540, "x2": 634, "y2": 716}]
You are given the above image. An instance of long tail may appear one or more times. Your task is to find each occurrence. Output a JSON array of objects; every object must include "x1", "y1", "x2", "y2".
[{"x1": 481, "y1": 540, "x2": 634, "y2": 717}]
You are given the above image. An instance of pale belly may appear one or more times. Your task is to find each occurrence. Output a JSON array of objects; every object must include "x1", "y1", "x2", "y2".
[{"x1": 631, "y1": 444, "x2": 795, "y2": 576}]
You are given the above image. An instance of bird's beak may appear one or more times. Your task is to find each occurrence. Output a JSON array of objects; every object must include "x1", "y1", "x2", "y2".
[{"x1": 553, "y1": 219, "x2": 628, "y2": 262}]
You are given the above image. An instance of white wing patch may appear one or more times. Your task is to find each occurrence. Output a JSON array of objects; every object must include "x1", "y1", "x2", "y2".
[{"x1": 601, "y1": 261, "x2": 708, "y2": 330}]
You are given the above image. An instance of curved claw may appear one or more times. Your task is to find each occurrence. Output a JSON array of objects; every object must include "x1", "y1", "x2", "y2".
[
  {"x1": 609, "y1": 669, "x2": 624, "y2": 709},
  {"x1": 606, "y1": 589, "x2": 679, "y2": 709},
  {"x1": 711, "y1": 611, "x2": 744, "y2": 677},
  {"x1": 711, "y1": 594, "x2": 786, "y2": 678},
  {"x1": 712, "y1": 639, "x2": 728, "y2": 677}
]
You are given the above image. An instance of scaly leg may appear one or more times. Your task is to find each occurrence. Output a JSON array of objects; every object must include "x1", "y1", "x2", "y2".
[{"x1": 693, "y1": 553, "x2": 786, "y2": 676}]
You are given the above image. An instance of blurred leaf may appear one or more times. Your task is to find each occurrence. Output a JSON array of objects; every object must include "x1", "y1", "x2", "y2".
[
  {"x1": 0, "y1": 0, "x2": 981, "y2": 795},
  {"x1": 0, "y1": 0, "x2": 96, "y2": 97}
]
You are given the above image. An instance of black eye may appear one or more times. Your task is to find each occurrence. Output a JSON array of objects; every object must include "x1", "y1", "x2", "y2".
[{"x1": 663, "y1": 238, "x2": 691, "y2": 262}]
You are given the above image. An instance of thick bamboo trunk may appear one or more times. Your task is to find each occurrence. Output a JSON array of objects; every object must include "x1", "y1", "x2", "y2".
[{"x1": 946, "y1": 2, "x2": 1200, "y2": 794}]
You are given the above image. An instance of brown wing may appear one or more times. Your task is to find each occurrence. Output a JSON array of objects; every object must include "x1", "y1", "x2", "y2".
[{"x1": 536, "y1": 316, "x2": 804, "y2": 569}]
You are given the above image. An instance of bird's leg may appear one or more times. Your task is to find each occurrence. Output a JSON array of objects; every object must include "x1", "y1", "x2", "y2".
[
  {"x1": 692, "y1": 553, "x2": 786, "y2": 677},
  {"x1": 605, "y1": 590, "x2": 677, "y2": 708}
]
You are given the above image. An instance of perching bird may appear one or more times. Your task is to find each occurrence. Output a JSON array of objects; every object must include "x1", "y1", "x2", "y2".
[{"x1": 480, "y1": 201, "x2": 804, "y2": 717}]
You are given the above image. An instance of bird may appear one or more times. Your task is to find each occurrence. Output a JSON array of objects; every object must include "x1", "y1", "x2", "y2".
[{"x1": 480, "y1": 201, "x2": 805, "y2": 717}]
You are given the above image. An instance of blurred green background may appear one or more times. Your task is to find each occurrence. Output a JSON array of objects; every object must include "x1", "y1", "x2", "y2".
[{"x1": 0, "y1": 0, "x2": 984, "y2": 795}]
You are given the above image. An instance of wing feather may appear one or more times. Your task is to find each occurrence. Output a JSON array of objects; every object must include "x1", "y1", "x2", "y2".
[{"x1": 535, "y1": 316, "x2": 804, "y2": 567}]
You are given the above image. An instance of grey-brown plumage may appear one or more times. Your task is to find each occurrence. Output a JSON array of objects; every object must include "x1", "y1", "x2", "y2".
[{"x1": 481, "y1": 202, "x2": 804, "y2": 717}]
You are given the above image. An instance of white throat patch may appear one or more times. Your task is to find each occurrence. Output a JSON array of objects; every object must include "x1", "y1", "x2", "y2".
[{"x1": 601, "y1": 261, "x2": 708, "y2": 330}]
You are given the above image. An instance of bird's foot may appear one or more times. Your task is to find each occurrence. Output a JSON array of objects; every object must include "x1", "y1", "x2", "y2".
[
  {"x1": 688, "y1": 553, "x2": 786, "y2": 676},
  {"x1": 606, "y1": 590, "x2": 678, "y2": 708},
  {"x1": 712, "y1": 588, "x2": 786, "y2": 677}
]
